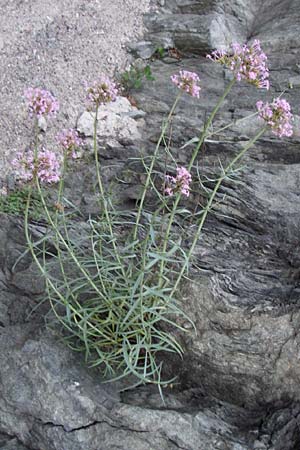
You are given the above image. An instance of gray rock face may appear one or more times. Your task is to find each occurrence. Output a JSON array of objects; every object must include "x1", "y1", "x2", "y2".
[
  {"x1": 145, "y1": 0, "x2": 260, "y2": 52},
  {"x1": 76, "y1": 97, "x2": 144, "y2": 150},
  {"x1": 1, "y1": 1, "x2": 300, "y2": 449},
  {"x1": 0, "y1": 325, "x2": 258, "y2": 450}
]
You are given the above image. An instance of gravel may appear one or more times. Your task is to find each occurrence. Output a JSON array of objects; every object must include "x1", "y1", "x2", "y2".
[{"x1": 0, "y1": 0, "x2": 150, "y2": 180}]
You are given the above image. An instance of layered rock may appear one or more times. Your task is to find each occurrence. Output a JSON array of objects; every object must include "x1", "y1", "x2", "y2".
[{"x1": 1, "y1": 1, "x2": 300, "y2": 449}]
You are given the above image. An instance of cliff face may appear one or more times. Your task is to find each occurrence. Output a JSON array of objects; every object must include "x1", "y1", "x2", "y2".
[{"x1": 1, "y1": 1, "x2": 300, "y2": 449}]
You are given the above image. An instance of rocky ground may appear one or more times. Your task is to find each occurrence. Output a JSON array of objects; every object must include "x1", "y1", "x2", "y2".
[
  {"x1": 1, "y1": 0, "x2": 300, "y2": 449},
  {"x1": 0, "y1": 0, "x2": 150, "y2": 181}
]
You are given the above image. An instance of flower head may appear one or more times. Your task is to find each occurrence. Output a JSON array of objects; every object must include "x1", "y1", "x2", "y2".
[
  {"x1": 85, "y1": 76, "x2": 118, "y2": 107},
  {"x1": 256, "y1": 98, "x2": 293, "y2": 137},
  {"x1": 57, "y1": 128, "x2": 83, "y2": 159},
  {"x1": 37, "y1": 149, "x2": 61, "y2": 183},
  {"x1": 164, "y1": 166, "x2": 192, "y2": 197},
  {"x1": 207, "y1": 39, "x2": 269, "y2": 89},
  {"x1": 171, "y1": 71, "x2": 201, "y2": 97},
  {"x1": 24, "y1": 88, "x2": 59, "y2": 118},
  {"x1": 12, "y1": 151, "x2": 35, "y2": 182},
  {"x1": 12, "y1": 149, "x2": 61, "y2": 184}
]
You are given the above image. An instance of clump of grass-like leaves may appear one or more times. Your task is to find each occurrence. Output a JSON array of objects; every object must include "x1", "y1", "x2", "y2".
[{"x1": 41, "y1": 211, "x2": 190, "y2": 388}]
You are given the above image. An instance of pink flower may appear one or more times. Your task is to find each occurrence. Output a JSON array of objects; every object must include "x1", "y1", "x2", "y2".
[
  {"x1": 57, "y1": 128, "x2": 83, "y2": 159},
  {"x1": 12, "y1": 149, "x2": 61, "y2": 184},
  {"x1": 12, "y1": 151, "x2": 35, "y2": 182},
  {"x1": 256, "y1": 98, "x2": 293, "y2": 137},
  {"x1": 24, "y1": 88, "x2": 59, "y2": 118},
  {"x1": 207, "y1": 39, "x2": 269, "y2": 89},
  {"x1": 37, "y1": 149, "x2": 61, "y2": 183},
  {"x1": 171, "y1": 71, "x2": 201, "y2": 98},
  {"x1": 164, "y1": 166, "x2": 192, "y2": 197},
  {"x1": 85, "y1": 76, "x2": 118, "y2": 107}
]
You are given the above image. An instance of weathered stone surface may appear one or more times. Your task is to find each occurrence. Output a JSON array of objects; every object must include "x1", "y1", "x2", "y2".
[
  {"x1": 132, "y1": 1, "x2": 300, "y2": 448},
  {"x1": 0, "y1": 438, "x2": 30, "y2": 450},
  {"x1": 128, "y1": 40, "x2": 157, "y2": 59},
  {"x1": 145, "y1": 0, "x2": 260, "y2": 52},
  {"x1": 76, "y1": 97, "x2": 144, "y2": 152},
  {"x1": 0, "y1": 326, "x2": 260, "y2": 450},
  {"x1": 1, "y1": 1, "x2": 300, "y2": 449}
]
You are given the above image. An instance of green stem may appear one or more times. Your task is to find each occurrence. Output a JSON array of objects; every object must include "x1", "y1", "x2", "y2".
[
  {"x1": 52, "y1": 149, "x2": 81, "y2": 305},
  {"x1": 158, "y1": 78, "x2": 236, "y2": 285},
  {"x1": 170, "y1": 126, "x2": 267, "y2": 297},
  {"x1": 34, "y1": 176, "x2": 108, "y2": 301},
  {"x1": 188, "y1": 77, "x2": 236, "y2": 171},
  {"x1": 56, "y1": 149, "x2": 68, "y2": 209},
  {"x1": 93, "y1": 106, "x2": 126, "y2": 278},
  {"x1": 25, "y1": 191, "x2": 106, "y2": 340},
  {"x1": 205, "y1": 110, "x2": 259, "y2": 140},
  {"x1": 133, "y1": 93, "x2": 182, "y2": 241}
]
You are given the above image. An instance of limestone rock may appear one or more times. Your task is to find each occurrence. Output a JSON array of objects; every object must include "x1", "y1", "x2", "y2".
[{"x1": 76, "y1": 97, "x2": 144, "y2": 148}]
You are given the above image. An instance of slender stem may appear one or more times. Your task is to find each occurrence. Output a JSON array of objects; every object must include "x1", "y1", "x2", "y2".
[
  {"x1": 34, "y1": 176, "x2": 108, "y2": 301},
  {"x1": 56, "y1": 149, "x2": 68, "y2": 209},
  {"x1": 52, "y1": 149, "x2": 81, "y2": 304},
  {"x1": 93, "y1": 105, "x2": 126, "y2": 277},
  {"x1": 158, "y1": 78, "x2": 236, "y2": 285},
  {"x1": 133, "y1": 93, "x2": 182, "y2": 241},
  {"x1": 25, "y1": 193, "x2": 105, "y2": 339},
  {"x1": 204, "y1": 110, "x2": 259, "y2": 140},
  {"x1": 170, "y1": 126, "x2": 267, "y2": 296},
  {"x1": 188, "y1": 77, "x2": 236, "y2": 171}
]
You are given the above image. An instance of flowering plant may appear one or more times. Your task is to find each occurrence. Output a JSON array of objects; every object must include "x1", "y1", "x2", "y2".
[
  {"x1": 24, "y1": 87, "x2": 59, "y2": 118},
  {"x1": 85, "y1": 76, "x2": 118, "y2": 107},
  {"x1": 171, "y1": 70, "x2": 201, "y2": 97},
  {"x1": 12, "y1": 149, "x2": 60, "y2": 184},
  {"x1": 19, "y1": 40, "x2": 295, "y2": 393},
  {"x1": 165, "y1": 167, "x2": 192, "y2": 197},
  {"x1": 256, "y1": 97, "x2": 293, "y2": 137},
  {"x1": 207, "y1": 39, "x2": 269, "y2": 89},
  {"x1": 57, "y1": 128, "x2": 83, "y2": 159}
]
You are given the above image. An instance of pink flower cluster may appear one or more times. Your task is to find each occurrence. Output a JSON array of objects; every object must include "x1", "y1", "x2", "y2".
[
  {"x1": 171, "y1": 70, "x2": 201, "y2": 98},
  {"x1": 57, "y1": 128, "x2": 83, "y2": 159},
  {"x1": 256, "y1": 98, "x2": 293, "y2": 137},
  {"x1": 24, "y1": 88, "x2": 59, "y2": 118},
  {"x1": 207, "y1": 39, "x2": 269, "y2": 89},
  {"x1": 12, "y1": 149, "x2": 61, "y2": 184},
  {"x1": 85, "y1": 76, "x2": 118, "y2": 107},
  {"x1": 165, "y1": 166, "x2": 192, "y2": 197}
]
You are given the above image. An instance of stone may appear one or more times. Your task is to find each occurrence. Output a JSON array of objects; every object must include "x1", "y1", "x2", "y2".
[
  {"x1": 128, "y1": 40, "x2": 157, "y2": 59},
  {"x1": 37, "y1": 116, "x2": 47, "y2": 132},
  {"x1": 288, "y1": 75, "x2": 300, "y2": 88},
  {"x1": 76, "y1": 97, "x2": 144, "y2": 148},
  {"x1": 0, "y1": 438, "x2": 31, "y2": 450},
  {"x1": 0, "y1": 326, "x2": 259, "y2": 450},
  {"x1": 10, "y1": 261, "x2": 45, "y2": 295},
  {"x1": 1, "y1": 1, "x2": 300, "y2": 449}
]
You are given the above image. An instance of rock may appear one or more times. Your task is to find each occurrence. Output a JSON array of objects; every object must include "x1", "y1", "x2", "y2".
[
  {"x1": 0, "y1": 326, "x2": 258, "y2": 450},
  {"x1": 37, "y1": 116, "x2": 47, "y2": 132},
  {"x1": 1, "y1": 1, "x2": 300, "y2": 449},
  {"x1": 10, "y1": 261, "x2": 45, "y2": 295},
  {"x1": 128, "y1": 40, "x2": 157, "y2": 59},
  {"x1": 0, "y1": 35, "x2": 4, "y2": 52},
  {"x1": 0, "y1": 438, "x2": 31, "y2": 450},
  {"x1": 144, "y1": 0, "x2": 257, "y2": 54},
  {"x1": 76, "y1": 110, "x2": 94, "y2": 137},
  {"x1": 76, "y1": 97, "x2": 144, "y2": 148},
  {"x1": 288, "y1": 75, "x2": 300, "y2": 88}
]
